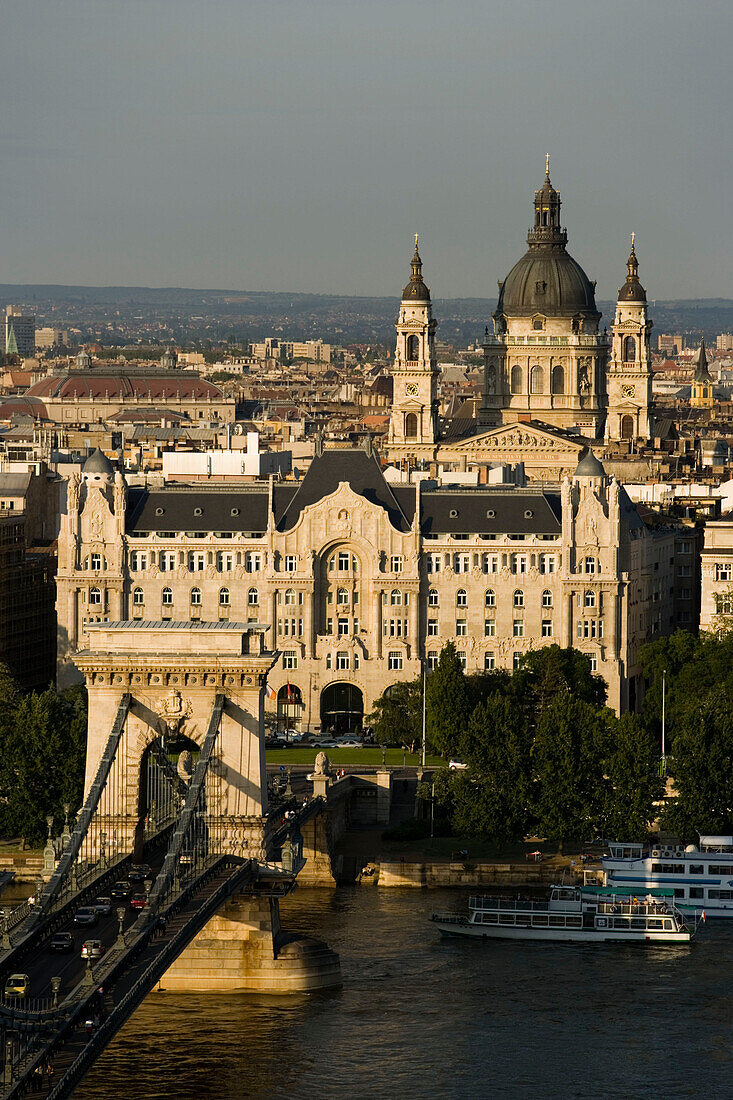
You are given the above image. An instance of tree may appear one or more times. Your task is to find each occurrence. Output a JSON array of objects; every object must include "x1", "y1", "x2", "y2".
[
  {"x1": 533, "y1": 694, "x2": 610, "y2": 846},
  {"x1": 513, "y1": 645, "x2": 607, "y2": 724},
  {"x1": 425, "y1": 643, "x2": 472, "y2": 758},
  {"x1": 450, "y1": 696, "x2": 532, "y2": 842},
  {"x1": 369, "y1": 678, "x2": 422, "y2": 750},
  {"x1": 663, "y1": 689, "x2": 733, "y2": 839},
  {"x1": 604, "y1": 713, "x2": 663, "y2": 841}
]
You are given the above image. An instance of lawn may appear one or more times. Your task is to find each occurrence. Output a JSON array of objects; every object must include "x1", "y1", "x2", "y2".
[{"x1": 266, "y1": 747, "x2": 445, "y2": 768}]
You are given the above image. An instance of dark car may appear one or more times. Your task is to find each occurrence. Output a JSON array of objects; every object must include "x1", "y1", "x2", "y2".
[
  {"x1": 130, "y1": 893, "x2": 147, "y2": 910},
  {"x1": 128, "y1": 865, "x2": 151, "y2": 884},
  {"x1": 110, "y1": 880, "x2": 131, "y2": 900},
  {"x1": 92, "y1": 896, "x2": 112, "y2": 916},
  {"x1": 265, "y1": 736, "x2": 286, "y2": 749},
  {"x1": 73, "y1": 907, "x2": 98, "y2": 927},
  {"x1": 49, "y1": 932, "x2": 74, "y2": 953}
]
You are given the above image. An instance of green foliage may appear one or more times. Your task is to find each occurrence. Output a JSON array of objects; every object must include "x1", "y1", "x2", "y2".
[
  {"x1": 0, "y1": 666, "x2": 87, "y2": 846},
  {"x1": 513, "y1": 645, "x2": 607, "y2": 721},
  {"x1": 662, "y1": 689, "x2": 733, "y2": 839},
  {"x1": 604, "y1": 713, "x2": 664, "y2": 841},
  {"x1": 425, "y1": 642, "x2": 472, "y2": 757},
  {"x1": 368, "y1": 678, "x2": 422, "y2": 749}
]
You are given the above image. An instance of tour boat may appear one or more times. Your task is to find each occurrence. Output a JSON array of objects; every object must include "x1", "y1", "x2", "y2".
[
  {"x1": 603, "y1": 835, "x2": 733, "y2": 919},
  {"x1": 430, "y1": 885, "x2": 694, "y2": 943}
]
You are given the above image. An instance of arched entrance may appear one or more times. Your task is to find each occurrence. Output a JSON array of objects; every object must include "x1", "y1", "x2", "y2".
[
  {"x1": 135, "y1": 732, "x2": 199, "y2": 861},
  {"x1": 277, "y1": 683, "x2": 304, "y2": 732},
  {"x1": 621, "y1": 414, "x2": 634, "y2": 440},
  {"x1": 320, "y1": 682, "x2": 364, "y2": 735}
]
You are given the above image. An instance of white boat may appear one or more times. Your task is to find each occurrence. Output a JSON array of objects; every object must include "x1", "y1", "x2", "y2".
[
  {"x1": 430, "y1": 885, "x2": 694, "y2": 943},
  {"x1": 603, "y1": 835, "x2": 733, "y2": 918}
]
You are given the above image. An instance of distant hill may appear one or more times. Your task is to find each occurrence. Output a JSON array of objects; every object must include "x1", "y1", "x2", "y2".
[{"x1": 0, "y1": 284, "x2": 731, "y2": 346}]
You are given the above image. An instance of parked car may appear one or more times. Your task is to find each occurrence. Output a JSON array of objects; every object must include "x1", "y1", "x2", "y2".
[
  {"x1": 73, "y1": 906, "x2": 99, "y2": 927},
  {"x1": 334, "y1": 738, "x2": 361, "y2": 748},
  {"x1": 110, "y1": 880, "x2": 131, "y2": 900},
  {"x1": 81, "y1": 939, "x2": 104, "y2": 960},
  {"x1": 49, "y1": 932, "x2": 74, "y2": 954},
  {"x1": 282, "y1": 728, "x2": 300, "y2": 742},
  {"x1": 130, "y1": 892, "x2": 147, "y2": 910},
  {"x1": 313, "y1": 739, "x2": 340, "y2": 749},
  {"x1": 448, "y1": 759, "x2": 468, "y2": 771},
  {"x1": 128, "y1": 865, "x2": 151, "y2": 884},
  {"x1": 265, "y1": 736, "x2": 286, "y2": 750},
  {"x1": 92, "y1": 896, "x2": 112, "y2": 916},
  {"x1": 4, "y1": 974, "x2": 29, "y2": 999}
]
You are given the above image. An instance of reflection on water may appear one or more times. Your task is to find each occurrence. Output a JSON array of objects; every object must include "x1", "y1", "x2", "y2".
[{"x1": 69, "y1": 887, "x2": 732, "y2": 1098}]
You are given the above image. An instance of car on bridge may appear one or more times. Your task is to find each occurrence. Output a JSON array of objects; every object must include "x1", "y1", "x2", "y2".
[
  {"x1": 49, "y1": 932, "x2": 74, "y2": 954},
  {"x1": 4, "y1": 974, "x2": 29, "y2": 999},
  {"x1": 129, "y1": 865, "x2": 151, "y2": 884},
  {"x1": 130, "y1": 893, "x2": 147, "y2": 910},
  {"x1": 81, "y1": 939, "x2": 104, "y2": 960},
  {"x1": 92, "y1": 896, "x2": 112, "y2": 916},
  {"x1": 73, "y1": 906, "x2": 99, "y2": 927},
  {"x1": 110, "y1": 880, "x2": 131, "y2": 899}
]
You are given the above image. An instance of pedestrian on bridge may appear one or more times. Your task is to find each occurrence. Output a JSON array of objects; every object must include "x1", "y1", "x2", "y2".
[
  {"x1": 32, "y1": 1064, "x2": 43, "y2": 1092},
  {"x1": 44, "y1": 1061, "x2": 54, "y2": 1089}
]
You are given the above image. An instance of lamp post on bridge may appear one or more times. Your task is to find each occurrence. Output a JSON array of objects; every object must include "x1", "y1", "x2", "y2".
[
  {"x1": 115, "y1": 907, "x2": 126, "y2": 950},
  {"x1": 51, "y1": 976, "x2": 61, "y2": 1010},
  {"x1": 1, "y1": 909, "x2": 10, "y2": 951},
  {"x1": 61, "y1": 803, "x2": 71, "y2": 852},
  {"x1": 99, "y1": 831, "x2": 107, "y2": 870}
]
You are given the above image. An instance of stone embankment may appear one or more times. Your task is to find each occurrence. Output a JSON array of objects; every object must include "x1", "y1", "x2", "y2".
[{"x1": 373, "y1": 860, "x2": 602, "y2": 888}]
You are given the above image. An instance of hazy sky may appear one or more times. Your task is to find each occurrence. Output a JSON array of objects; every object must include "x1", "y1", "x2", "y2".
[{"x1": 1, "y1": 0, "x2": 731, "y2": 300}]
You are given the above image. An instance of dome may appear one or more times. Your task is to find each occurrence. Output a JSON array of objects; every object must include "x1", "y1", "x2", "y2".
[
  {"x1": 402, "y1": 237, "x2": 430, "y2": 302},
  {"x1": 574, "y1": 447, "x2": 606, "y2": 478},
  {"x1": 83, "y1": 447, "x2": 114, "y2": 476},
  {"x1": 618, "y1": 238, "x2": 647, "y2": 303},
  {"x1": 497, "y1": 249, "x2": 598, "y2": 316}
]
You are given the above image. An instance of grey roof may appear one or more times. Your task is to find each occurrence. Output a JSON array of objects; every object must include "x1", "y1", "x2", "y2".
[
  {"x1": 420, "y1": 488, "x2": 562, "y2": 535},
  {"x1": 574, "y1": 447, "x2": 606, "y2": 477},
  {"x1": 693, "y1": 337, "x2": 712, "y2": 382},
  {"x1": 91, "y1": 620, "x2": 270, "y2": 631},
  {"x1": 497, "y1": 247, "x2": 598, "y2": 317},
  {"x1": 83, "y1": 448, "x2": 114, "y2": 475},
  {"x1": 127, "y1": 485, "x2": 269, "y2": 533},
  {"x1": 0, "y1": 472, "x2": 31, "y2": 494},
  {"x1": 277, "y1": 447, "x2": 411, "y2": 532}
]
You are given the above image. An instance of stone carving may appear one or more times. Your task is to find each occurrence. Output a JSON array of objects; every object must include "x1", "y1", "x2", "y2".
[
  {"x1": 177, "y1": 749, "x2": 194, "y2": 783},
  {"x1": 67, "y1": 473, "x2": 80, "y2": 513},
  {"x1": 89, "y1": 509, "x2": 104, "y2": 541},
  {"x1": 114, "y1": 471, "x2": 125, "y2": 515},
  {"x1": 157, "y1": 689, "x2": 192, "y2": 735},
  {"x1": 314, "y1": 751, "x2": 331, "y2": 776},
  {"x1": 486, "y1": 364, "x2": 496, "y2": 394}
]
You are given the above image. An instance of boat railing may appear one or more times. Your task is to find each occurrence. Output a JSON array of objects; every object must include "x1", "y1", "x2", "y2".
[
  {"x1": 597, "y1": 900, "x2": 674, "y2": 916},
  {"x1": 469, "y1": 895, "x2": 553, "y2": 912}
]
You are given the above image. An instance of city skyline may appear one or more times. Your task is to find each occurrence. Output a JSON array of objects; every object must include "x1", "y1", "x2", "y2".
[{"x1": 0, "y1": 0, "x2": 731, "y2": 300}]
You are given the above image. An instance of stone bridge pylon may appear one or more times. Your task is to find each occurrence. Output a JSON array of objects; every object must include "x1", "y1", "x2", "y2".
[{"x1": 75, "y1": 620, "x2": 341, "y2": 992}]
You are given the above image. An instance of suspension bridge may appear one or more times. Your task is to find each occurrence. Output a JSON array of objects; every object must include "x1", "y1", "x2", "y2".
[{"x1": 0, "y1": 621, "x2": 340, "y2": 1097}]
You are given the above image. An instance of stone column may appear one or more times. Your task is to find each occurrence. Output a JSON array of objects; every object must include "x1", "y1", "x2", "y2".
[
  {"x1": 562, "y1": 590, "x2": 573, "y2": 647},
  {"x1": 375, "y1": 770, "x2": 391, "y2": 825},
  {"x1": 374, "y1": 589, "x2": 383, "y2": 658}
]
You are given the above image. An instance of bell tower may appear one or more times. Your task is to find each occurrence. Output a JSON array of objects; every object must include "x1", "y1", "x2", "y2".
[
  {"x1": 387, "y1": 236, "x2": 438, "y2": 462},
  {"x1": 605, "y1": 235, "x2": 653, "y2": 445},
  {"x1": 690, "y1": 337, "x2": 714, "y2": 410}
]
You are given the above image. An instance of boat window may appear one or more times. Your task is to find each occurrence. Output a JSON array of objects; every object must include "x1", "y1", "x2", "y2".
[
  {"x1": 534, "y1": 914, "x2": 548, "y2": 926},
  {"x1": 689, "y1": 865, "x2": 704, "y2": 874},
  {"x1": 613, "y1": 918, "x2": 629, "y2": 929},
  {"x1": 673, "y1": 889, "x2": 685, "y2": 898},
  {"x1": 708, "y1": 889, "x2": 733, "y2": 900},
  {"x1": 689, "y1": 888, "x2": 704, "y2": 899},
  {"x1": 630, "y1": 918, "x2": 645, "y2": 929},
  {"x1": 647, "y1": 919, "x2": 663, "y2": 929},
  {"x1": 663, "y1": 920, "x2": 673, "y2": 930}
]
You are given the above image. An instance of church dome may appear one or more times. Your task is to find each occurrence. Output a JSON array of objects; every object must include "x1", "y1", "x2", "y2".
[
  {"x1": 495, "y1": 164, "x2": 598, "y2": 320},
  {"x1": 83, "y1": 447, "x2": 114, "y2": 476},
  {"x1": 402, "y1": 237, "x2": 430, "y2": 302},
  {"x1": 574, "y1": 446, "x2": 606, "y2": 477}
]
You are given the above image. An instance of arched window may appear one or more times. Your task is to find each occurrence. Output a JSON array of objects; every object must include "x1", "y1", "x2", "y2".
[
  {"x1": 513, "y1": 589, "x2": 524, "y2": 608},
  {"x1": 219, "y1": 587, "x2": 230, "y2": 606},
  {"x1": 89, "y1": 587, "x2": 101, "y2": 605},
  {"x1": 190, "y1": 587, "x2": 202, "y2": 606},
  {"x1": 406, "y1": 334, "x2": 419, "y2": 360},
  {"x1": 511, "y1": 365, "x2": 523, "y2": 394},
  {"x1": 551, "y1": 364, "x2": 564, "y2": 395},
  {"x1": 133, "y1": 587, "x2": 144, "y2": 605},
  {"x1": 390, "y1": 589, "x2": 402, "y2": 605},
  {"x1": 428, "y1": 588, "x2": 439, "y2": 607},
  {"x1": 623, "y1": 335, "x2": 636, "y2": 362},
  {"x1": 584, "y1": 590, "x2": 596, "y2": 608},
  {"x1": 542, "y1": 589, "x2": 553, "y2": 608},
  {"x1": 284, "y1": 588, "x2": 296, "y2": 605},
  {"x1": 404, "y1": 412, "x2": 418, "y2": 439},
  {"x1": 248, "y1": 587, "x2": 259, "y2": 605},
  {"x1": 456, "y1": 589, "x2": 467, "y2": 607},
  {"x1": 485, "y1": 589, "x2": 496, "y2": 608},
  {"x1": 530, "y1": 365, "x2": 544, "y2": 394},
  {"x1": 162, "y1": 587, "x2": 173, "y2": 605},
  {"x1": 621, "y1": 414, "x2": 634, "y2": 440}
]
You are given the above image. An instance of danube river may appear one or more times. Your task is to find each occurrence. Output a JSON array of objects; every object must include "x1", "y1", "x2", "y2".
[{"x1": 76, "y1": 887, "x2": 731, "y2": 1099}]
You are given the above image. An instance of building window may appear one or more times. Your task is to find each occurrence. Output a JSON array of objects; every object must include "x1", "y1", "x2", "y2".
[
  {"x1": 427, "y1": 553, "x2": 442, "y2": 574},
  {"x1": 577, "y1": 620, "x2": 603, "y2": 639},
  {"x1": 89, "y1": 587, "x2": 102, "y2": 605},
  {"x1": 390, "y1": 589, "x2": 402, "y2": 605},
  {"x1": 456, "y1": 619, "x2": 467, "y2": 636},
  {"x1": 715, "y1": 563, "x2": 732, "y2": 581},
  {"x1": 285, "y1": 555, "x2": 297, "y2": 571},
  {"x1": 513, "y1": 652, "x2": 524, "y2": 670},
  {"x1": 511, "y1": 364, "x2": 523, "y2": 393},
  {"x1": 162, "y1": 587, "x2": 173, "y2": 606},
  {"x1": 584, "y1": 590, "x2": 596, "y2": 609},
  {"x1": 484, "y1": 619, "x2": 496, "y2": 637},
  {"x1": 219, "y1": 587, "x2": 230, "y2": 606},
  {"x1": 326, "y1": 617, "x2": 333, "y2": 634},
  {"x1": 456, "y1": 589, "x2": 467, "y2": 607},
  {"x1": 513, "y1": 619, "x2": 524, "y2": 637},
  {"x1": 284, "y1": 588, "x2": 297, "y2": 605},
  {"x1": 188, "y1": 551, "x2": 206, "y2": 571},
  {"x1": 456, "y1": 651, "x2": 467, "y2": 670},
  {"x1": 391, "y1": 555, "x2": 403, "y2": 573},
  {"x1": 283, "y1": 650, "x2": 298, "y2": 670},
  {"x1": 529, "y1": 364, "x2": 544, "y2": 393},
  {"x1": 160, "y1": 551, "x2": 176, "y2": 572},
  {"x1": 388, "y1": 651, "x2": 403, "y2": 671},
  {"x1": 588, "y1": 654, "x2": 598, "y2": 672},
  {"x1": 510, "y1": 554, "x2": 527, "y2": 575},
  {"x1": 513, "y1": 589, "x2": 524, "y2": 608},
  {"x1": 428, "y1": 588, "x2": 439, "y2": 607},
  {"x1": 427, "y1": 620, "x2": 438, "y2": 637},
  {"x1": 427, "y1": 650, "x2": 438, "y2": 671},
  {"x1": 484, "y1": 651, "x2": 496, "y2": 671},
  {"x1": 715, "y1": 593, "x2": 733, "y2": 615},
  {"x1": 551, "y1": 364, "x2": 565, "y2": 395},
  {"x1": 338, "y1": 617, "x2": 349, "y2": 636},
  {"x1": 217, "y1": 552, "x2": 234, "y2": 572},
  {"x1": 623, "y1": 335, "x2": 636, "y2": 362},
  {"x1": 583, "y1": 556, "x2": 597, "y2": 575},
  {"x1": 541, "y1": 619, "x2": 553, "y2": 637},
  {"x1": 190, "y1": 587, "x2": 202, "y2": 606},
  {"x1": 677, "y1": 564, "x2": 692, "y2": 577},
  {"x1": 539, "y1": 554, "x2": 556, "y2": 575},
  {"x1": 336, "y1": 651, "x2": 350, "y2": 670},
  {"x1": 130, "y1": 551, "x2": 147, "y2": 572},
  {"x1": 245, "y1": 552, "x2": 262, "y2": 573},
  {"x1": 248, "y1": 587, "x2": 259, "y2": 606},
  {"x1": 326, "y1": 652, "x2": 332, "y2": 669},
  {"x1": 678, "y1": 541, "x2": 691, "y2": 555},
  {"x1": 541, "y1": 590, "x2": 553, "y2": 608},
  {"x1": 482, "y1": 554, "x2": 499, "y2": 574},
  {"x1": 454, "y1": 554, "x2": 470, "y2": 574},
  {"x1": 90, "y1": 553, "x2": 102, "y2": 571},
  {"x1": 485, "y1": 589, "x2": 496, "y2": 608},
  {"x1": 386, "y1": 618, "x2": 406, "y2": 637},
  {"x1": 133, "y1": 587, "x2": 144, "y2": 605}
]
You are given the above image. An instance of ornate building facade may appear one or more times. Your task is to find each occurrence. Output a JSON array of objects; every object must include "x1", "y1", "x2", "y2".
[
  {"x1": 58, "y1": 442, "x2": 674, "y2": 720},
  {"x1": 605, "y1": 236, "x2": 654, "y2": 443}
]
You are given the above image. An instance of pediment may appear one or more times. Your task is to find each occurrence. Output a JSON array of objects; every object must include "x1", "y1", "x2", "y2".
[{"x1": 447, "y1": 423, "x2": 584, "y2": 455}]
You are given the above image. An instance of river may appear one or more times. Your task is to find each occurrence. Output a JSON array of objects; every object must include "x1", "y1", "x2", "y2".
[{"x1": 75, "y1": 887, "x2": 732, "y2": 1099}]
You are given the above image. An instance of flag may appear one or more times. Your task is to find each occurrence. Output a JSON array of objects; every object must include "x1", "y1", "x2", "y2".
[
  {"x1": 701, "y1": 910, "x2": 706, "y2": 922},
  {"x1": 265, "y1": 682, "x2": 276, "y2": 701},
  {"x1": 287, "y1": 681, "x2": 293, "y2": 703}
]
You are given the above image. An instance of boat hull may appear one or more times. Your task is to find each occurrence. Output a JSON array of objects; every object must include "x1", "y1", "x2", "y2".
[{"x1": 432, "y1": 920, "x2": 691, "y2": 944}]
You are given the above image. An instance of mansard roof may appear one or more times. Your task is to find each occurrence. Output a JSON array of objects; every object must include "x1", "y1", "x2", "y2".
[
  {"x1": 126, "y1": 485, "x2": 270, "y2": 534},
  {"x1": 419, "y1": 488, "x2": 562, "y2": 535}
]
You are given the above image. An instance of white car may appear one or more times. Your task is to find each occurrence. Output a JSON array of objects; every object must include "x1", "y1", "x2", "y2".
[
  {"x1": 448, "y1": 759, "x2": 468, "y2": 770},
  {"x1": 335, "y1": 738, "x2": 361, "y2": 748}
]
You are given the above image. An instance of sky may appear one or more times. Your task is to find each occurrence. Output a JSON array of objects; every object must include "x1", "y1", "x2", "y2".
[{"x1": 1, "y1": 0, "x2": 732, "y2": 301}]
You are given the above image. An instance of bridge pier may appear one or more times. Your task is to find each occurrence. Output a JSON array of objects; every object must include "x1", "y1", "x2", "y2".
[{"x1": 162, "y1": 891, "x2": 341, "y2": 993}]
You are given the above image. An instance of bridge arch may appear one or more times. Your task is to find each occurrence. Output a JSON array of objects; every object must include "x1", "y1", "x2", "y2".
[{"x1": 320, "y1": 681, "x2": 363, "y2": 735}]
